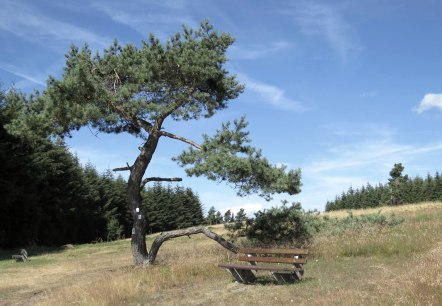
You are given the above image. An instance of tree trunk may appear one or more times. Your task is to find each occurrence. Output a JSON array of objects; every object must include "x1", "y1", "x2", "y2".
[
  {"x1": 147, "y1": 226, "x2": 239, "y2": 264},
  {"x1": 128, "y1": 133, "x2": 160, "y2": 266}
]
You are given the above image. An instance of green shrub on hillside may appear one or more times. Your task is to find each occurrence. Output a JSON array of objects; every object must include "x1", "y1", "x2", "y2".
[{"x1": 230, "y1": 201, "x2": 323, "y2": 246}]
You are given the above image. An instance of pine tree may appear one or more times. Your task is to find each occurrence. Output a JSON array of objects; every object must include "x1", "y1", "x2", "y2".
[
  {"x1": 6, "y1": 22, "x2": 301, "y2": 266},
  {"x1": 206, "y1": 206, "x2": 217, "y2": 225}
]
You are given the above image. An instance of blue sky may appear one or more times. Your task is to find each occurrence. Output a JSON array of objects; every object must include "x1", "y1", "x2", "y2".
[{"x1": 2, "y1": 0, "x2": 442, "y2": 214}]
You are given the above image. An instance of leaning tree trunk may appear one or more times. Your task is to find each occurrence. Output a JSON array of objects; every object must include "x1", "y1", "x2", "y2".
[
  {"x1": 128, "y1": 134, "x2": 161, "y2": 266},
  {"x1": 128, "y1": 178, "x2": 149, "y2": 266}
]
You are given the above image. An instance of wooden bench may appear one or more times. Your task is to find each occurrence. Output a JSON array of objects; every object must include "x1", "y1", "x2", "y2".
[
  {"x1": 11, "y1": 249, "x2": 28, "y2": 262},
  {"x1": 218, "y1": 247, "x2": 308, "y2": 284}
]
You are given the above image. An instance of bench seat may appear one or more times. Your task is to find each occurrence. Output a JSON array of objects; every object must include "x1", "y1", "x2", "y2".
[{"x1": 219, "y1": 247, "x2": 308, "y2": 284}]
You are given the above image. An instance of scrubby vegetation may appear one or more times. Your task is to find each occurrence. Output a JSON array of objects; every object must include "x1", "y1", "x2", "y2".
[{"x1": 225, "y1": 201, "x2": 405, "y2": 249}]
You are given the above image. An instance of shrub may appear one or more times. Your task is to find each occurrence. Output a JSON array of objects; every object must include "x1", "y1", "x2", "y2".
[{"x1": 245, "y1": 202, "x2": 322, "y2": 246}]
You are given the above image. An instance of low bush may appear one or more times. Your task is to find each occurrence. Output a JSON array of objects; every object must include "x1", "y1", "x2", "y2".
[{"x1": 225, "y1": 202, "x2": 323, "y2": 246}]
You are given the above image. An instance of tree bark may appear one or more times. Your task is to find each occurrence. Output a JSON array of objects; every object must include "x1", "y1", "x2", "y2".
[
  {"x1": 147, "y1": 226, "x2": 239, "y2": 264},
  {"x1": 128, "y1": 132, "x2": 161, "y2": 266}
]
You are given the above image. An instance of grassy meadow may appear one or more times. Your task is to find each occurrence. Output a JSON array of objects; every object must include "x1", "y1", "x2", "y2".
[{"x1": 1, "y1": 202, "x2": 441, "y2": 306}]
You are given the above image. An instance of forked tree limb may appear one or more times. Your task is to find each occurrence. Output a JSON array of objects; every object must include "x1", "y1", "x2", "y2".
[{"x1": 147, "y1": 226, "x2": 239, "y2": 265}]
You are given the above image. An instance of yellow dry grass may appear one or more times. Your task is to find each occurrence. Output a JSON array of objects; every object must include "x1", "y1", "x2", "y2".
[
  {"x1": 322, "y1": 201, "x2": 441, "y2": 219},
  {"x1": 1, "y1": 202, "x2": 441, "y2": 306}
]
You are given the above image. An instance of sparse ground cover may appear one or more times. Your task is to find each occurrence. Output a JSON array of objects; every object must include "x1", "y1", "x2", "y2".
[{"x1": 1, "y1": 202, "x2": 441, "y2": 306}]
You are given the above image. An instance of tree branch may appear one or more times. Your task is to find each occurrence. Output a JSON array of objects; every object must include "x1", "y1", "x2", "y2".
[
  {"x1": 141, "y1": 177, "x2": 182, "y2": 189},
  {"x1": 113, "y1": 167, "x2": 131, "y2": 172},
  {"x1": 113, "y1": 162, "x2": 132, "y2": 172},
  {"x1": 147, "y1": 226, "x2": 239, "y2": 265},
  {"x1": 159, "y1": 130, "x2": 202, "y2": 149}
]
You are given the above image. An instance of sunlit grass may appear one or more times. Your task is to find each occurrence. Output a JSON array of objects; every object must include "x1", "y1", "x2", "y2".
[{"x1": 0, "y1": 202, "x2": 441, "y2": 305}]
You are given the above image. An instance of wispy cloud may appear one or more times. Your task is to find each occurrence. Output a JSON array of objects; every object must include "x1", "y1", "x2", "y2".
[
  {"x1": 229, "y1": 41, "x2": 295, "y2": 60},
  {"x1": 322, "y1": 122, "x2": 395, "y2": 138},
  {"x1": 0, "y1": 0, "x2": 110, "y2": 51},
  {"x1": 283, "y1": 2, "x2": 362, "y2": 62},
  {"x1": 92, "y1": 0, "x2": 197, "y2": 39},
  {"x1": 239, "y1": 74, "x2": 308, "y2": 112},
  {"x1": 360, "y1": 90, "x2": 378, "y2": 98},
  {"x1": 298, "y1": 124, "x2": 442, "y2": 209},
  {"x1": 414, "y1": 93, "x2": 442, "y2": 114},
  {"x1": 0, "y1": 64, "x2": 46, "y2": 87}
]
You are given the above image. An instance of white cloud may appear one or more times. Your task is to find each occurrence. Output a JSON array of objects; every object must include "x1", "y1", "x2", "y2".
[
  {"x1": 414, "y1": 93, "x2": 442, "y2": 114},
  {"x1": 238, "y1": 74, "x2": 308, "y2": 112},
  {"x1": 284, "y1": 2, "x2": 362, "y2": 62}
]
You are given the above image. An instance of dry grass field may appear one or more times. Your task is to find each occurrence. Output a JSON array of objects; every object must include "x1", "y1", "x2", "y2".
[{"x1": 1, "y1": 202, "x2": 441, "y2": 306}]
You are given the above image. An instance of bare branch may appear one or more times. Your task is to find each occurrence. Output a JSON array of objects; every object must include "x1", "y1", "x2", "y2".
[
  {"x1": 159, "y1": 130, "x2": 202, "y2": 149},
  {"x1": 112, "y1": 166, "x2": 131, "y2": 172},
  {"x1": 141, "y1": 177, "x2": 182, "y2": 189},
  {"x1": 113, "y1": 163, "x2": 132, "y2": 172},
  {"x1": 147, "y1": 226, "x2": 239, "y2": 265}
]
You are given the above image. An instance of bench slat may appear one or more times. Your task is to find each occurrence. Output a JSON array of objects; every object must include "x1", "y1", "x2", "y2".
[
  {"x1": 238, "y1": 255, "x2": 306, "y2": 264},
  {"x1": 218, "y1": 263, "x2": 296, "y2": 272},
  {"x1": 240, "y1": 248, "x2": 308, "y2": 255}
]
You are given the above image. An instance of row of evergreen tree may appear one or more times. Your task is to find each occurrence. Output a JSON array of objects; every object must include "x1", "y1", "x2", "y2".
[
  {"x1": 1, "y1": 88, "x2": 206, "y2": 248},
  {"x1": 204, "y1": 207, "x2": 248, "y2": 226},
  {"x1": 325, "y1": 164, "x2": 442, "y2": 211},
  {"x1": 142, "y1": 183, "x2": 204, "y2": 233}
]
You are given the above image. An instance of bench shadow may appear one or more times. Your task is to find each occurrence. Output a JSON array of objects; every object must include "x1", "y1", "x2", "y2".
[{"x1": 252, "y1": 275, "x2": 314, "y2": 286}]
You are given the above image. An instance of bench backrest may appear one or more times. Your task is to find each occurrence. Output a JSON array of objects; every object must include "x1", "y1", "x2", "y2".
[{"x1": 238, "y1": 248, "x2": 308, "y2": 264}]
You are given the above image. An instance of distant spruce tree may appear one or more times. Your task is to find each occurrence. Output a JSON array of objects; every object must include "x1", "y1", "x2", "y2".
[
  {"x1": 205, "y1": 206, "x2": 218, "y2": 225},
  {"x1": 223, "y1": 209, "x2": 233, "y2": 223}
]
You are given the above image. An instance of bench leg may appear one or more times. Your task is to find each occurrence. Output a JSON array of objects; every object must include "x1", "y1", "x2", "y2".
[
  {"x1": 293, "y1": 264, "x2": 304, "y2": 281},
  {"x1": 227, "y1": 268, "x2": 256, "y2": 284},
  {"x1": 271, "y1": 272, "x2": 296, "y2": 284}
]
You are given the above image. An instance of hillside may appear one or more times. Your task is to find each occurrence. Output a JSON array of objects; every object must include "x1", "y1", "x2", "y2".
[{"x1": 1, "y1": 202, "x2": 441, "y2": 306}]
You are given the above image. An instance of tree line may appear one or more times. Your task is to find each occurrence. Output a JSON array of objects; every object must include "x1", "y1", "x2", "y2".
[
  {"x1": 1, "y1": 89, "x2": 207, "y2": 247},
  {"x1": 325, "y1": 163, "x2": 442, "y2": 211}
]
